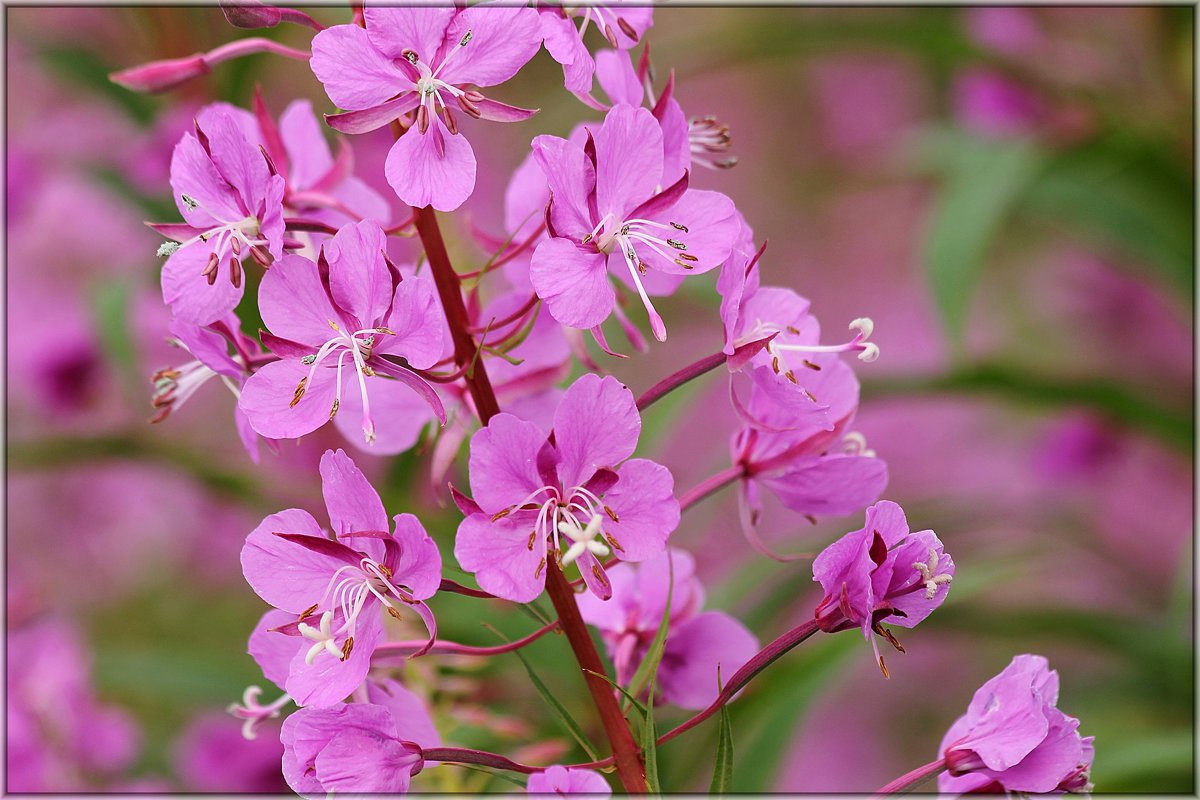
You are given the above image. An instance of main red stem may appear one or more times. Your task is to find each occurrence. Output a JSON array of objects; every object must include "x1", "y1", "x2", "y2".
[{"x1": 411, "y1": 205, "x2": 647, "y2": 793}]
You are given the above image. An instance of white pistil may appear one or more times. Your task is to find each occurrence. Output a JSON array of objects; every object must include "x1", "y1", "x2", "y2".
[
  {"x1": 557, "y1": 513, "x2": 611, "y2": 566},
  {"x1": 913, "y1": 548, "x2": 953, "y2": 600},
  {"x1": 297, "y1": 610, "x2": 341, "y2": 665},
  {"x1": 841, "y1": 432, "x2": 876, "y2": 458}
]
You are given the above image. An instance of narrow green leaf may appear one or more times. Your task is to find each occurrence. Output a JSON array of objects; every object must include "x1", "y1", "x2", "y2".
[
  {"x1": 625, "y1": 554, "x2": 674, "y2": 709},
  {"x1": 582, "y1": 669, "x2": 648, "y2": 716},
  {"x1": 488, "y1": 626, "x2": 600, "y2": 761},
  {"x1": 454, "y1": 763, "x2": 530, "y2": 790},
  {"x1": 643, "y1": 686, "x2": 661, "y2": 794},
  {"x1": 709, "y1": 676, "x2": 735, "y2": 794},
  {"x1": 921, "y1": 134, "x2": 1044, "y2": 343}
]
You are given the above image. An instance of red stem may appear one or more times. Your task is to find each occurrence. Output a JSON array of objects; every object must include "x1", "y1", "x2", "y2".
[
  {"x1": 678, "y1": 464, "x2": 745, "y2": 512},
  {"x1": 873, "y1": 758, "x2": 947, "y2": 796},
  {"x1": 459, "y1": 221, "x2": 547, "y2": 280},
  {"x1": 467, "y1": 292, "x2": 538, "y2": 335},
  {"x1": 636, "y1": 349, "x2": 727, "y2": 411},
  {"x1": 372, "y1": 620, "x2": 560, "y2": 661},
  {"x1": 411, "y1": 204, "x2": 646, "y2": 793}
]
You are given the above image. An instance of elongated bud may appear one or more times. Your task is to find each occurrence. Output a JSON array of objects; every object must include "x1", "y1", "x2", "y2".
[
  {"x1": 110, "y1": 54, "x2": 211, "y2": 93},
  {"x1": 220, "y1": 0, "x2": 281, "y2": 29}
]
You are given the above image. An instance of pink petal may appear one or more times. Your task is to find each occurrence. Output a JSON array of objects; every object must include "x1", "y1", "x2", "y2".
[
  {"x1": 258, "y1": 254, "x2": 348, "y2": 345},
  {"x1": 161, "y1": 242, "x2": 243, "y2": 325},
  {"x1": 286, "y1": 610, "x2": 383, "y2": 708},
  {"x1": 333, "y1": 376, "x2": 437, "y2": 456},
  {"x1": 248, "y1": 609, "x2": 302, "y2": 691},
  {"x1": 384, "y1": 119, "x2": 476, "y2": 212},
  {"x1": 326, "y1": 220, "x2": 391, "y2": 328},
  {"x1": 169, "y1": 132, "x2": 242, "y2": 227},
  {"x1": 593, "y1": 104, "x2": 663, "y2": 220},
  {"x1": 201, "y1": 110, "x2": 271, "y2": 214},
  {"x1": 639, "y1": 189, "x2": 739, "y2": 276},
  {"x1": 366, "y1": 678, "x2": 441, "y2": 748},
  {"x1": 757, "y1": 454, "x2": 888, "y2": 518},
  {"x1": 363, "y1": 6, "x2": 454, "y2": 63},
  {"x1": 454, "y1": 512, "x2": 547, "y2": 603},
  {"x1": 314, "y1": 728, "x2": 417, "y2": 793},
  {"x1": 601, "y1": 458, "x2": 678, "y2": 562},
  {"x1": 311, "y1": 24, "x2": 413, "y2": 110},
  {"x1": 530, "y1": 134, "x2": 595, "y2": 238},
  {"x1": 659, "y1": 611, "x2": 759, "y2": 710},
  {"x1": 474, "y1": 98, "x2": 539, "y2": 123},
  {"x1": 539, "y1": 12, "x2": 595, "y2": 95},
  {"x1": 595, "y1": 49, "x2": 642, "y2": 107},
  {"x1": 240, "y1": 507, "x2": 335, "y2": 613},
  {"x1": 239, "y1": 358, "x2": 338, "y2": 440},
  {"x1": 319, "y1": 448, "x2": 388, "y2": 538},
  {"x1": 529, "y1": 238, "x2": 613, "y2": 331},
  {"x1": 325, "y1": 95, "x2": 420, "y2": 135},
  {"x1": 467, "y1": 412, "x2": 548, "y2": 512},
  {"x1": 553, "y1": 374, "x2": 639, "y2": 489},
  {"x1": 387, "y1": 513, "x2": 442, "y2": 600},
  {"x1": 378, "y1": 274, "x2": 445, "y2": 369},
  {"x1": 279, "y1": 100, "x2": 333, "y2": 190},
  {"x1": 440, "y1": 6, "x2": 542, "y2": 87}
]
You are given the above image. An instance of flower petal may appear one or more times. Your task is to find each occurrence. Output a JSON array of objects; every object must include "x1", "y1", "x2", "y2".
[
  {"x1": 258, "y1": 253, "x2": 347, "y2": 345},
  {"x1": 387, "y1": 513, "x2": 443, "y2": 600},
  {"x1": 659, "y1": 611, "x2": 759, "y2": 710},
  {"x1": 384, "y1": 120, "x2": 476, "y2": 212},
  {"x1": 240, "y1": 507, "x2": 336, "y2": 612},
  {"x1": 311, "y1": 23, "x2": 413, "y2": 110},
  {"x1": 378, "y1": 274, "x2": 445, "y2": 368},
  {"x1": 326, "y1": 220, "x2": 391, "y2": 328},
  {"x1": 529, "y1": 238, "x2": 613, "y2": 331},
  {"x1": 467, "y1": 412, "x2": 548, "y2": 512},
  {"x1": 440, "y1": 6, "x2": 542, "y2": 87},
  {"x1": 454, "y1": 512, "x2": 548, "y2": 603},
  {"x1": 240, "y1": 357, "x2": 338, "y2": 440},
  {"x1": 553, "y1": 373, "x2": 640, "y2": 489},
  {"x1": 161, "y1": 242, "x2": 244, "y2": 325},
  {"x1": 593, "y1": 104, "x2": 662, "y2": 220},
  {"x1": 248, "y1": 608, "x2": 302, "y2": 691},
  {"x1": 600, "y1": 458, "x2": 678, "y2": 562},
  {"x1": 286, "y1": 610, "x2": 383, "y2": 708},
  {"x1": 363, "y1": 6, "x2": 454, "y2": 62},
  {"x1": 319, "y1": 448, "x2": 388, "y2": 538},
  {"x1": 639, "y1": 189, "x2": 739, "y2": 276},
  {"x1": 757, "y1": 454, "x2": 888, "y2": 518}
]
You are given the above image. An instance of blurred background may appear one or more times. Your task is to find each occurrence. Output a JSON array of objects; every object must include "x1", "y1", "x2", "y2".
[{"x1": 6, "y1": 6, "x2": 1193, "y2": 793}]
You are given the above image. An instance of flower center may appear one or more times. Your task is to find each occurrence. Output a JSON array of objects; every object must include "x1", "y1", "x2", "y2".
[
  {"x1": 494, "y1": 483, "x2": 622, "y2": 582},
  {"x1": 171, "y1": 193, "x2": 271, "y2": 286},
  {"x1": 404, "y1": 32, "x2": 480, "y2": 136},
  {"x1": 150, "y1": 338, "x2": 243, "y2": 423}
]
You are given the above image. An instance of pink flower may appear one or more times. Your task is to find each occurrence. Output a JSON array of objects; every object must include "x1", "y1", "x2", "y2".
[
  {"x1": 812, "y1": 501, "x2": 953, "y2": 674},
  {"x1": 539, "y1": 3, "x2": 652, "y2": 100},
  {"x1": 577, "y1": 549, "x2": 758, "y2": 709},
  {"x1": 455, "y1": 373, "x2": 679, "y2": 602},
  {"x1": 172, "y1": 713, "x2": 289, "y2": 793},
  {"x1": 310, "y1": 6, "x2": 542, "y2": 211},
  {"x1": 241, "y1": 449, "x2": 442, "y2": 707},
  {"x1": 526, "y1": 765, "x2": 612, "y2": 796},
  {"x1": 239, "y1": 220, "x2": 446, "y2": 449},
  {"x1": 156, "y1": 108, "x2": 286, "y2": 324},
  {"x1": 953, "y1": 69, "x2": 1046, "y2": 138},
  {"x1": 281, "y1": 679, "x2": 440, "y2": 796},
  {"x1": 529, "y1": 104, "x2": 739, "y2": 341},
  {"x1": 939, "y1": 655, "x2": 1093, "y2": 795}
]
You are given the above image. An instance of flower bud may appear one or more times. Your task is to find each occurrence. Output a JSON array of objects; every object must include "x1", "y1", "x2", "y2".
[{"x1": 109, "y1": 54, "x2": 211, "y2": 94}]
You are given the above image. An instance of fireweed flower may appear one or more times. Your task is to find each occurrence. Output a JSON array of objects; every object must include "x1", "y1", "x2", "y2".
[
  {"x1": 812, "y1": 500, "x2": 954, "y2": 676},
  {"x1": 281, "y1": 678, "x2": 440, "y2": 796},
  {"x1": 939, "y1": 655, "x2": 1094, "y2": 795},
  {"x1": 241, "y1": 449, "x2": 442, "y2": 707},
  {"x1": 202, "y1": 98, "x2": 392, "y2": 229},
  {"x1": 310, "y1": 6, "x2": 542, "y2": 211},
  {"x1": 538, "y1": 2, "x2": 652, "y2": 100},
  {"x1": 155, "y1": 108, "x2": 285, "y2": 324},
  {"x1": 577, "y1": 549, "x2": 758, "y2": 709},
  {"x1": 455, "y1": 373, "x2": 679, "y2": 602},
  {"x1": 529, "y1": 104, "x2": 739, "y2": 341},
  {"x1": 239, "y1": 220, "x2": 446, "y2": 448},
  {"x1": 527, "y1": 765, "x2": 612, "y2": 796},
  {"x1": 151, "y1": 313, "x2": 266, "y2": 462}
]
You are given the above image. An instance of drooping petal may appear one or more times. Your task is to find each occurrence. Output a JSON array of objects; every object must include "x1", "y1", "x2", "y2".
[
  {"x1": 600, "y1": 458, "x2": 678, "y2": 562},
  {"x1": 365, "y1": 678, "x2": 441, "y2": 748},
  {"x1": 239, "y1": 357, "x2": 338, "y2": 440},
  {"x1": 248, "y1": 609, "x2": 302, "y2": 691},
  {"x1": 363, "y1": 6, "x2": 454, "y2": 63},
  {"x1": 466, "y1": 412, "x2": 548, "y2": 512},
  {"x1": 310, "y1": 24, "x2": 413, "y2": 110},
  {"x1": 993, "y1": 707, "x2": 1084, "y2": 793},
  {"x1": 325, "y1": 220, "x2": 392, "y2": 328},
  {"x1": 454, "y1": 512, "x2": 548, "y2": 603},
  {"x1": 757, "y1": 454, "x2": 888, "y2": 518},
  {"x1": 319, "y1": 448, "x2": 388, "y2": 539},
  {"x1": 161, "y1": 242, "x2": 244, "y2": 325},
  {"x1": 258, "y1": 254, "x2": 348, "y2": 346},
  {"x1": 314, "y1": 728, "x2": 420, "y2": 793},
  {"x1": 538, "y1": 11, "x2": 595, "y2": 96},
  {"x1": 595, "y1": 49, "x2": 643, "y2": 107},
  {"x1": 658, "y1": 611, "x2": 759, "y2": 710},
  {"x1": 593, "y1": 104, "x2": 663, "y2": 220},
  {"x1": 384, "y1": 119, "x2": 476, "y2": 212},
  {"x1": 240, "y1": 508, "x2": 336, "y2": 613},
  {"x1": 167, "y1": 316, "x2": 241, "y2": 378},
  {"x1": 553, "y1": 373, "x2": 640, "y2": 489},
  {"x1": 529, "y1": 238, "x2": 614, "y2": 331},
  {"x1": 441, "y1": 6, "x2": 542, "y2": 87}
]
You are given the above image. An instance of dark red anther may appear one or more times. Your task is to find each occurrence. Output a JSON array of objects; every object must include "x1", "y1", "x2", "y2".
[
  {"x1": 456, "y1": 93, "x2": 481, "y2": 119},
  {"x1": 603, "y1": 23, "x2": 618, "y2": 48},
  {"x1": 463, "y1": 90, "x2": 485, "y2": 103},
  {"x1": 617, "y1": 16, "x2": 637, "y2": 40},
  {"x1": 230, "y1": 258, "x2": 243, "y2": 289},
  {"x1": 250, "y1": 245, "x2": 272, "y2": 268},
  {"x1": 416, "y1": 103, "x2": 430, "y2": 135},
  {"x1": 202, "y1": 252, "x2": 219, "y2": 284},
  {"x1": 443, "y1": 105, "x2": 459, "y2": 136}
]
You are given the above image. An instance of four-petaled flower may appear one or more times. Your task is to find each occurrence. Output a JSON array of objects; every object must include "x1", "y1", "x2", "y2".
[
  {"x1": 156, "y1": 108, "x2": 285, "y2": 324},
  {"x1": 310, "y1": 6, "x2": 542, "y2": 211},
  {"x1": 812, "y1": 500, "x2": 953, "y2": 676},
  {"x1": 578, "y1": 549, "x2": 758, "y2": 709},
  {"x1": 239, "y1": 220, "x2": 446, "y2": 449},
  {"x1": 529, "y1": 104, "x2": 739, "y2": 342},
  {"x1": 241, "y1": 449, "x2": 442, "y2": 707},
  {"x1": 454, "y1": 373, "x2": 679, "y2": 602},
  {"x1": 939, "y1": 655, "x2": 1094, "y2": 795}
]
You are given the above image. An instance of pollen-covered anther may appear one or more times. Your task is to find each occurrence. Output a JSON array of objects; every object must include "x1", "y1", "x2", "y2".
[
  {"x1": 667, "y1": 239, "x2": 687, "y2": 251},
  {"x1": 329, "y1": 397, "x2": 340, "y2": 420},
  {"x1": 290, "y1": 377, "x2": 307, "y2": 408},
  {"x1": 181, "y1": 193, "x2": 199, "y2": 211},
  {"x1": 156, "y1": 241, "x2": 181, "y2": 258},
  {"x1": 913, "y1": 547, "x2": 953, "y2": 600}
]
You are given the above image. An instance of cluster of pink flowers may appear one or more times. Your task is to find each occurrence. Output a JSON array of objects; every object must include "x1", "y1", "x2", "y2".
[{"x1": 115, "y1": 3, "x2": 1093, "y2": 793}]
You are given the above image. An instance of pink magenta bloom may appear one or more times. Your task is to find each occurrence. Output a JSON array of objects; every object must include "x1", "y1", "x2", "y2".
[
  {"x1": 157, "y1": 108, "x2": 285, "y2": 324},
  {"x1": 939, "y1": 655, "x2": 1094, "y2": 795},
  {"x1": 239, "y1": 220, "x2": 446, "y2": 449},
  {"x1": 455, "y1": 373, "x2": 679, "y2": 602},
  {"x1": 310, "y1": 6, "x2": 541, "y2": 211},
  {"x1": 281, "y1": 678, "x2": 440, "y2": 796},
  {"x1": 538, "y1": 3, "x2": 652, "y2": 100},
  {"x1": 577, "y1": 549, "x2": 758, "y2": 709},
  {"x1": 241, "y1": 449, "x2": 442, "y2": 707},
  {"x1": 203, "y1": 98, "x2": 391, "y2": 227},
  {"x1": 812, "y1": 501, "x2": 954, "y2": 673},
  {"x1": 528, "y1": 104, "x2": 739, "y2": 342},
  {"x1": 527, "y1": 765, "x2": 612, "y2": 796}
]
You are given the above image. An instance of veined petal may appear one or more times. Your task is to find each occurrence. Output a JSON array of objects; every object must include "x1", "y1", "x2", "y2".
[
  {"x1": 378, "y1": 274, "x2": 445, "y2": 369},
  {"x1": 161, "y1": 242, "x2": 243, "y2": 325},
  {"x1": 363, "y1": 6, "x2": 454, "y2": 63},
  {"x1": 529, "y1": 238, "x2": 613, "y2": 331},
  {"x1": 659, "y1": 611, "x2": 758, "y2": 710},
  {"x1": 241, "y1": 507, "x2": 336, "y2": 613},
  {"x1": 553, "y1": 374, "x2": 640, "y2": 489},
  {"x1": 531, "y1": 134, "x2": 595, "y2": 238},
  {"x1": 593, "y1": 104, "x2": 663, "y2": 219},
  {"x1": 325, "y1": 95, "x2": 420, "y2": 135},
  {"x1": 311, "y1": 24, "x2": 413, "y2": 111},
  {"x1": 467, "y1": 412, "x2": 547, "y2": 512},
  {"x1": 286, "y1": 610, "x2": 383, "y2": 708},
  {"x1": 440, "y1": 6, "x2": 541, "y2": 87},
  {"x1": 384, "y1": 119, "x2": 476, "y2": 212},
  {"x1": 326, "y1": 220, "x2": 392, "y2": 328},
  {"x1": 203, "y1": 110, "x2": 271, "y2": 214},
  {"x1": 320, "y1": 448, "x2": 389, "y2": 538},
  {"x1": 387, "y1": 513, "x2": 442, "y2": 600},
  {"x1": 240, "y1": 358, "x2": 338, "y2": 440},
  {"x1": 538, "y1": 11, "x2": 595, "y2": 95},
  {"x1": 454, "y1": 512, "x2": 547, "y2": 603},
  {"x1": 258, "y1": 254, "x2": 348, "y2": 345},
  {"x1": 279, "y1": 100, "x2": 333, "y2": 190},
  {"x1": 600, "y1": 458, "x2": 678, "y2": 562},
  {"x1": 639, "y1": 189, "x2": 739, "y2": 276},
  {"x1": 595, "y1": 49, "x2": 642, "y2": 107},
  {"x1": 169, "y1": 132, "x2": 242, "y2": 227}
]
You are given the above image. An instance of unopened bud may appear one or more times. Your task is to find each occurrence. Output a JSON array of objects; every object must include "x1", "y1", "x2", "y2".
[{"x1": 110, "y1": 55, "x2": 212, "y2": 94}]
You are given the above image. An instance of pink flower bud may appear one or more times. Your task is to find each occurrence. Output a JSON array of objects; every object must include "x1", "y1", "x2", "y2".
[
  {"x1": 220, "y1": 0, "x2": 282, "y2": 30},
  {"x1": 109, "y1": 54, "x2": 210, "y2": 94}
]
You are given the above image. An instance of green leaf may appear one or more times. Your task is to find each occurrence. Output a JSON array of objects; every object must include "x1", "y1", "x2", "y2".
[
  {"x1": 920, "y1": 132, "x2": 1045, "y2": 344},
  {"x1": 582, "y1": 669, "x2": 648, "y2": 717},
  {"x1": 643, "y1": 686, "x2": 661, "y2": 795},
  {"x1": 625, "y1": 553, "x2": 674, "y2": 708},
  {"x1": 489, "y1": 627, "x2": 601, "y2": 762},
  {"x1": 709, "y1": 680, "x2": 735, "y2": 794}
]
